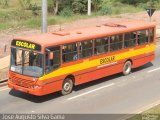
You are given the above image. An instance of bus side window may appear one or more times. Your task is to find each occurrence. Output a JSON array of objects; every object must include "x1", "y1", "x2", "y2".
[
  {"x1": 124, "y1": 32, "x2": 136, "y2": 48},
  {"x1": 45, "y1": 46, "x2": 60, "y2": 73},
  {"x1": 62, "y1": 43, "x2": 78, "y2": 63},
  {"x1": 150, "y1": 28, "x2": 154, "y2": 43},
  {"x1": 94, "y1": 37, "x2": 108, "y2": 55},
  {"x1": 80, "y1": 40, "x2": 93, "y2": 58},
  {"x1": 137, "y1": 29, "x2": 149, "y2": 45},
  {"x1": 110, "y1": 34, "x2": 123, "y2": 51}
]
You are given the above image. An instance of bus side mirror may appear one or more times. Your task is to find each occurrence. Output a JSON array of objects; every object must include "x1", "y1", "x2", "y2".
[{"x1": 49, "y1": 52, "x2": 54, "y2": 60}]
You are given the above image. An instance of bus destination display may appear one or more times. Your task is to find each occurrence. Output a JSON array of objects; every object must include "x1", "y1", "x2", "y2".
[{"x1": 11, "y1": 40, "x2": 41, "y2": 51}]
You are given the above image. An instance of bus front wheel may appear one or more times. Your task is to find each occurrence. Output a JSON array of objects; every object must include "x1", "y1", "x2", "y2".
[
  {"x1": 61, "y1": 78, "x2": 73, "y2": 95},
  {"x1": 123, "y1": 61, "x2": 132, "y2": 75}
]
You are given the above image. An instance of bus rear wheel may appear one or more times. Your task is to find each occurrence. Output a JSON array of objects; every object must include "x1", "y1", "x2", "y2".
[
  {"x1": 61, "y1": 78, "x2": 73, "y2": 95},
  {"x1": 123, "y1": 61, "x2": 132, "y2": 75}
]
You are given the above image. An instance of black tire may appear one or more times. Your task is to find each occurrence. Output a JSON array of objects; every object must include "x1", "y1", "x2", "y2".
[
  {"x1": 61, "y1": 78, "x2": 73, "y2": 95},
  {"x1": 123, "y1": 61, "x2": 132, "y2": 75}
]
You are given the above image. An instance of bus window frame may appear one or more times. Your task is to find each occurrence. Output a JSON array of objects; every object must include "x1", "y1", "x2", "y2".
[
  {"x1": 79, "y1": 39, "x2": 93, "y2": 59},
  {"x1": 109, "y1": 34, "x2": 124, "y2": 52},
  {"x1": 10, "y1": 46, "x2": 44, "y2": 78},
  {"x1": 94, "y1": 37, "x2": 109, "y2": 56},
  {"x1": 62, "y1": 42, "x2": 78, "y2": 64},
  {"x1": 149, "y1": 27, "x2": 155, "y2": 43},
  {"x1": 137, "y1": 29, "x2": 149, "y2": 45},
  {"x1": 44, "y1": 46, "x2": 61, "y2": 74},
  {"x1": 124, "y1": 31, "x2": 137, "y2": 49}
]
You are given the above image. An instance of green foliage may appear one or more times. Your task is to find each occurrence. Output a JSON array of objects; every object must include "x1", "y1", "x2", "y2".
[
  {"x1": 0, "y1": 0, "x2": 9, "y2": 8},
  {"x1": 99, "y1": 5, "x2": 112, "y2": 15},
  {"x1": 47, "y1": 0, "x2": 160, "y2": 15},
  {"x1": 18, "y1": 0, "x2": 31, "y2": 9},
  {"x1": 138, "y1": 3, "x2": 148, "y2": 9},
  {"x1": 138, "y1": 0, "x2": 160, "y2": 9},
  {"x1": 23, "y1": 17, "x2": 41, "y2": 28},
  {"x1": 59, "y1": 7, "x2": 73, "y2": 17},
  {"x1": 0, "y1": 9, "x2": 31, "y2": 21},
  {"x1": 92, "y1": 0, "x2": 101, "y2": 11},
  {"x1": 114, "y1": 0, "x2": 145, "y2": 5},
  {"x1": 59, "y1": 0, "x2": 73, "y2": 10},
  {"x1": 114, "y1": 0, "x2": 159, "y2": 6},
  {"x1": 147, "y1": 0, "x2": 160, "y2": 8},
  {"x1": 0, "y1": 0, "x2": 160, "y2": 32},
  {"x1": 98, "y1": 0, "x2": 112, "y2": 15},
  {"x1": 30, "y1": 3, "x2": 39, "y2": 16},
  {"x1": 48, "y1": 0, "x2": 55, "y2": 13},
  {"x1": 113, "y1": 3, "x2": 142, "y2": 14},
  {"x1": 18, "y1": 0, "x2": 40, "y2": 16},
  {"x1": 72, "y1": 0, "x2": 87, "y2": 14},
  {"x1": 48, "y1": 0, "x2": 88, "y2": 14}
]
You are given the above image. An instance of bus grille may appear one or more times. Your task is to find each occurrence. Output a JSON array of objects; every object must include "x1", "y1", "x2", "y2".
[{"x1": 11, "y1": 76, "x2": 35, "y2": 88}]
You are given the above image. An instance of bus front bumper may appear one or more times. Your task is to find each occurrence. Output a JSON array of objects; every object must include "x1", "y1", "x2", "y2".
[{"x1": 8, "y1": 81, "x2": 44, "y2": 96}]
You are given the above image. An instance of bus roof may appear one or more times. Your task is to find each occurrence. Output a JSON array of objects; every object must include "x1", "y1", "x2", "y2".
[{"x1": 15, "y1": 21, "x2": 156, "y2": 47}]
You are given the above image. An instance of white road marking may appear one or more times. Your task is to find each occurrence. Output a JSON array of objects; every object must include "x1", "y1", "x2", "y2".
[
  {"x1": 0, "y1": 87, "x2": 9, "y2": 92},
  {"x1": 67, "y1": 83, "x2": 115, "y2": 100},
  {"x1": 147, "y1": 67, "x2": 160, "y2": 73}
]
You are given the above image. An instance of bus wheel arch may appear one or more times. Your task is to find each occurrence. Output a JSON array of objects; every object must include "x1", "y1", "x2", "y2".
[
  {"x1": 65, "y1": 74, "x2": 75, "y2": 85},
  {"x1": 61, "y1": 74, "x2": 75, "y2": 95},
  {"x1": 123, "y1": 59, "x2": 133, "y2": 76}
]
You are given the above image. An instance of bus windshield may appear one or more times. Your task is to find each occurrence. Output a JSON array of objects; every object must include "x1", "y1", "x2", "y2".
[{"x1": 10, "y1": 47, "x2": 43, "y2": 77}]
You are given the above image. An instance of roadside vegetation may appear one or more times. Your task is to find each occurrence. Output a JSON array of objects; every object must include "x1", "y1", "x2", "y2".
[
  {"x1": 128, "y1": 105, "x2": 160, "y2": 120},
  {"x1": 0, "y1": 0, "x2": 160, "y2": 31}
]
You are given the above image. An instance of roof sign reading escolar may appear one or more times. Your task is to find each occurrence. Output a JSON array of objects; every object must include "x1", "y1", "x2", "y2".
[{"x1": 11, "y1": 40, "x2": 41, "y2": 51}]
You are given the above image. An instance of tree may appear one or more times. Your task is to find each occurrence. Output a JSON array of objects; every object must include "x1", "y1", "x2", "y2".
[
  {"x1": 48, "y1": 0, "x2": 60, "y2": 15},
  {"x1": 54, "y1": 0, "x2": 59, "y2": 15},
  {"x1": 72, "y1": 0, "x2": 87, "y2": 13},
  {"x1": 92, "y1": 0, "x2": 101, "y2": 12},
  {"x1": 114, "y1": 0, "x2": 159, "y2": 6}
]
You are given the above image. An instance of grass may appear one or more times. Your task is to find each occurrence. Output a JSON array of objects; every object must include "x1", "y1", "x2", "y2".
[
  {"x1": 0, "y1": 7, "x2": 95, "y2": 32},
  {"x1": 0, "y1": 1, "x2": 144, "y2": 32},
  {"x1": 112, "y1": 4, "x2": 142, "y2": 15},
  {"x1": 127, "y1": 105, "x2": 160, "y2": 120},
  {"x1": 145, "y1": 105, "x2": 160, "y2": 114}
]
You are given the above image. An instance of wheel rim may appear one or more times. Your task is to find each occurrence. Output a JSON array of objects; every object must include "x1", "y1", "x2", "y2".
[
  {"x1": 63, "y1": 82, "x2": 71, "y2": 92},
  {"x1": 125, "y1": 63, "x2": 131, "y2": 73}
]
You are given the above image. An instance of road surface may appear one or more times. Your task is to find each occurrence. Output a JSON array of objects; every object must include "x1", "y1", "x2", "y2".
[{"x1": 1, "y1": 43, "x2": 160, "y2": 120}]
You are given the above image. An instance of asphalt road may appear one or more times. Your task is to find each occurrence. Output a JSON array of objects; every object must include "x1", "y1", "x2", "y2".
[{"x1": 1, "y1": 43, "x2": 160, "y2": 120}]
